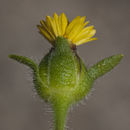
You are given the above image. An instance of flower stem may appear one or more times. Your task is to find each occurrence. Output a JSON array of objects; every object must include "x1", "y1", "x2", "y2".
[{"x1": 52, "y1": 102, "x2": 69, "y2": 130}]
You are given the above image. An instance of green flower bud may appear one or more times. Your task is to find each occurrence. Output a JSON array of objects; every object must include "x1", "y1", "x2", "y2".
[
  {"x1": 9, "y1": 37, "x2": 123, "y2": 130},
  {"x1": 37, "y1": 37, "x2": 89, "y2": 103}
]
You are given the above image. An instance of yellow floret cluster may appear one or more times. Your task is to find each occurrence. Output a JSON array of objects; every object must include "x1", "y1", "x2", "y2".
[{"x1": 37, "y1": 13, "x2": 97, "y2": 45}]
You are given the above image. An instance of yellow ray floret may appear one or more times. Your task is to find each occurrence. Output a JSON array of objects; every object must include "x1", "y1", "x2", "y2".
[{"x1": 37, "y1": 13, "x2": 97, "y2": 45}]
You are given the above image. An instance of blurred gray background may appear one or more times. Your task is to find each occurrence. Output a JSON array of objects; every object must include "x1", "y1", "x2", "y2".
[{"x1": 0, "y1": 0, "x2": 130, "y2": 130}]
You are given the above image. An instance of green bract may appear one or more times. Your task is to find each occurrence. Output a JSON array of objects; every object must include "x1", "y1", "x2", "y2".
[{"x1": 9, "y1": 37, "x2": 123, "y2": 130}]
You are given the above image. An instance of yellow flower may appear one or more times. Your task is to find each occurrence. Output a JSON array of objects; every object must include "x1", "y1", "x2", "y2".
[{"x1": 37, "y1": 13, "x2": 97, "y2": 45}]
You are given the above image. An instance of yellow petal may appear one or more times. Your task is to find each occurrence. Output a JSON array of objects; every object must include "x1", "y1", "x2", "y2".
[
  {"x1": 40, "y1": 20, "x2": 55, "y2": 40},
  {"x1": 87, "y1": 29, "x2": 96, "y2": 37},
  {"x1": 67, "y1": 16, "x2": 87, "y2": 40},
  {"x1": 83, "y1": 21, "x2": 89, "y2": 27},
  {"x1": 73, "y1": 26, "x2": 94, "y2": 42},
  {"x1": 80, "y1": 16, "x2": 86, "y2": 23},
  {"x1": 37, "y1": 25, "x2": 53, "y2": 42},
  {"x1": 65, "y1": 16, "x2": 81, "y2": 36},
  {"x1": 80, "y1": 25, "x2": 94, "y2": 34},
  {"x1": 75, "y1": 37, "x2": 97, "y2": 45},
  {"x1": 53, "y1": 13, "x2": 61, "y2": 36},
  {"x1": 75, "y1": 29, "x2": 96, "y2": 43},
  {"x1": 46, "y1": 16, "x2": 58, "y2": 37},
  {"x1": 73, "y1": 29, "x2": 96, "y2": 44},
  {"x1": 46, "y1": 16, "x2": 53, "y2": 32},
  {"x1": 59, "y1": 13, "x2": 68, "y2": 35}
]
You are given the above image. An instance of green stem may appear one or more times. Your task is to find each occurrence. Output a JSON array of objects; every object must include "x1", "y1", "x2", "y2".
[{"x1": 53, "y1": 102, "x2": 69, "y2": 130}]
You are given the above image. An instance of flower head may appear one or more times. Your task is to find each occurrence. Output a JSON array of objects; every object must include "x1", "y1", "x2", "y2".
[{"x1": 37, "y1": 13, "x2": 97, "y2": 45}]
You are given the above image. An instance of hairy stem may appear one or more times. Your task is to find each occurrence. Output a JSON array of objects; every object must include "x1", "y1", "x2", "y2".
[{"x1": 52, "y1": 102, "x2": 69, "y2": 130}]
